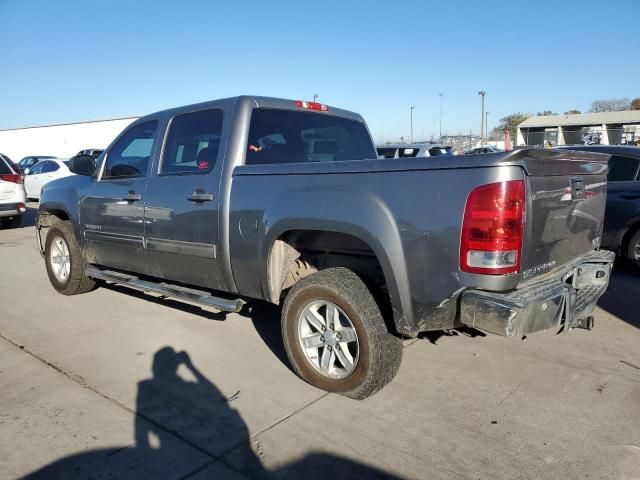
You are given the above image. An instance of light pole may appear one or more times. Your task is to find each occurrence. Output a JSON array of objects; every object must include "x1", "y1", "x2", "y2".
[
  {"x1": 478, "y1": 90, "x2": 486, "y2": 146},
  {"x1": 313, "y1": 94, "x2": 319, "y2": 102},
  {"x1": 433, "y1": 119, "x2": 436, "y2": 142},
  {"x1": 438, "y1": 93, "x2": 443, "y2": 141},
  {"x1": 485, "y1": 111, "x2": 489, "y2": 141},
  {"x1": 410, "y1": 106, "x2": 415, "y2": 143}
]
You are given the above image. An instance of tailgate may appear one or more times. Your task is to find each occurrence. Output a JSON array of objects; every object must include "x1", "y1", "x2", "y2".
[{"x1": 519, "y1": 149, "x2": 609, "y2": 281}]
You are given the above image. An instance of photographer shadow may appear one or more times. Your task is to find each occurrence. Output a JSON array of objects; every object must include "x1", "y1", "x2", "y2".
[{"x1": 24, "y1": 347, "x2": 400, "y2": 479}]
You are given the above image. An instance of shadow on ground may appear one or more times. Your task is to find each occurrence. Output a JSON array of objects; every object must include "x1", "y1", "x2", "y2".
[
  {"x1": 597, "y1": 261, "x2": 640, "y2": 329},
  {"x1": 24, "y1": 347, "x2": 400, "y2": 479}
]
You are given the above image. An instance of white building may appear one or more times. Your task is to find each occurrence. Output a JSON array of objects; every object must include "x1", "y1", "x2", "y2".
[
  {"x1": 0, "y1": 116, "x2": 139, "y2": 161},
  {"x1": 517, "y1": 111, "x2": 640, "y2": 147}
]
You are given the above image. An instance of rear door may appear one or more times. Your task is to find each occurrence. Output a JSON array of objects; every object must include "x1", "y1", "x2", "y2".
[
  {"x1": 143, "y1": 107, "x2": 227, "y2": 290},
  {"x1": 79, "y1": 119, "x2": 160, "y2": 274}
]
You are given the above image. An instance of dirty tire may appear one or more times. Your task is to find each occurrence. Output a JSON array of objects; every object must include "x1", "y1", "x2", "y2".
[
  {"x1": 281, "y1": 267, "x2": 402, "y2": 400},
  {"x1": 1, "y1": 215, "x2": 22, "y2": 228},
  {"x1": 626, "y1": 229, "x2": 640, "y2": 269},
  {"x1": 45, "y1": 220, "x2": 96, "y2": 295}
]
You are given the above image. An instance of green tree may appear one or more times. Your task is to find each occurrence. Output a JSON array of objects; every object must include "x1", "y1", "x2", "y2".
[
  {"x1": 564, "y1": 109, "x2": 581, "y2": 114},
  {"x1": 536, "y1": 110, "x2": 558, "y2": 116},
  {"x1": 631, "y1": 98, "x2": 640, "y2": 110},
  {"x1": 497, "y1": 113, "x2": 530, "y2": 140}
]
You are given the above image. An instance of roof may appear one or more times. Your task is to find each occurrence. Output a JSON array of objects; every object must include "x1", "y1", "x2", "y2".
[{"x1": 518, "y1": 110, "x2": 640, "y2": 128}]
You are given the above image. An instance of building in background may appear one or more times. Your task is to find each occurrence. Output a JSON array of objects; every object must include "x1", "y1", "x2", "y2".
[
  {"x1": 0, "y1": 116, "x2": 139, "y2": 161},
  {"x1": 517, "y1": 111, "x2": 640, "y2": 147}
]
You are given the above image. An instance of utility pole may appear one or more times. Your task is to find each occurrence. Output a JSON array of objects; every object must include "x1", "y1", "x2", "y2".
[
  {"x1": 485, "y1": 111, "x2": 489, "y2": 141},
  {"x1": 433, "y1": 119, "x2": 436, "y2": 141},
  {"x1": 313, "y1": 94, "x2": 319, "y2": 102},
  {"x1": 438, "y1": 93, "x2": 443, "y2": 141},
  {"x1": 478, "y1": 91, "x2": 486, "y2": 146},
  {"x1": 410, "y1": 106, "x2": 415, "y2": 143}
]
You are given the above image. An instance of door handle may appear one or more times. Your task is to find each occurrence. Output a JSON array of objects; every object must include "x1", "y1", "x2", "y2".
[
  {"x1": 621, "y1": 193, "x2": 640, "y2": 199},
  {"x1": 188, "y1": 191, "x2": 214, "y2": 202},
  {"x1": 122, "y1": 191, "x2": 141, "y2": 202}
]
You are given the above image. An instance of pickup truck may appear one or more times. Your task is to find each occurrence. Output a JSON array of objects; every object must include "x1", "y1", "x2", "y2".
[{"x1": 36, "y1": 96, "x2": 615, "y2": 399}]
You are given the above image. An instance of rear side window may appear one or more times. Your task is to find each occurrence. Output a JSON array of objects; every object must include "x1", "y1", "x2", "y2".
[
  {"x1": 246, "y1": 109, "x2": 376, "y2": 165},
  {"x1": 161, "y1": 109, "x2": 223, "y2": 174},
  {"x1": 104, "y1": 120, "x2": 158, "y2": 179},
  {"x1": 607, "y1": 155, "x2": 640, "y2": 181},
  {"x1": 398, "y1": 148, "x2": 420, "y2": 157},
  {"x1": 42, "y1": 161, "x2": 60, "y2": 173}
]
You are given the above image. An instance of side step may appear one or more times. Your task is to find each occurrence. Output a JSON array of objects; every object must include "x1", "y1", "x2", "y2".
[{"x1": 86, "y1": 266, "x2": 245, "y2": 313}]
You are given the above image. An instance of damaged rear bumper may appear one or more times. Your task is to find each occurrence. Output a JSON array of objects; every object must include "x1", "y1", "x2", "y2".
[{"x1": 459, "y1": 250, "x2": 615, "y2": 337}]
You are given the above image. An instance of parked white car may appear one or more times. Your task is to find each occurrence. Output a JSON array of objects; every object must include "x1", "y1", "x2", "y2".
[
  {"x1": 24, "y1": 159, "x2": 74, "y2": 200},
  {"x1": 0, "y1": 155, "x2": 27, "y2": 228}
]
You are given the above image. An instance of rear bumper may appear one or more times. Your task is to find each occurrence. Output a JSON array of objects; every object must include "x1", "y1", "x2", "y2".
[
  {"x1": 0, "y1": 203, "x2": 26, "y2": 218},
  {"x1": 459, "y1": 250, "x2": 615, "y2": 337}
]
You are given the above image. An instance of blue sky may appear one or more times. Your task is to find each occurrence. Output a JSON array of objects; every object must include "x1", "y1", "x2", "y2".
[{"x1": 1, "y1": 0, "x2": 638, "y2": 142}]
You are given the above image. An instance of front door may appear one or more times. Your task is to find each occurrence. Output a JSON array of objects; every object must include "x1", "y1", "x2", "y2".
[
  {"x1": 144, "y1": 108, "x2": 226, "y2": 290},
  {"x1": 78, "y1": 119, "x2": 160, "y2": 275}
]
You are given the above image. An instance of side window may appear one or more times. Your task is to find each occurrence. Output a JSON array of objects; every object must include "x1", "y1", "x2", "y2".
[
  {"x1": 607, "y1": 155, "x2": 640, "y2": 182},
  {"x1": 42, "y1": 161, "x2": 60, "y2": 173},
  {"x1": 103, "y1": 120, "x2": 158, "y2": 179},
  {"x1": 161, "y1": 109, "x2": 223, "y2": 175},
  {"x1": 29, "y1": 162, "x2": 45, "y2": 175}
]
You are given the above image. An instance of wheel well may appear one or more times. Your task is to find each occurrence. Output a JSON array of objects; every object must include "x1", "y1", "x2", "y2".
[
  {"x1": 42, "y1": 208, "x2": 69, "y2": 223},
  {"x1": 268, "y1": 230, "x2": 389, "y2": 305}
]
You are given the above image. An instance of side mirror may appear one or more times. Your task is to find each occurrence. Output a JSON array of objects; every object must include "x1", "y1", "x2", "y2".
[
  {"x1": 24, "y1": 168, "x2": 31, "y2": 175},
  {"x1": 68, "y1": 155, "x2": 96, "y2": 176}
]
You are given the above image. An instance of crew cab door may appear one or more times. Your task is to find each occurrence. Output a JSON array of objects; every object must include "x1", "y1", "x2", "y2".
[
  {"x1": 143, "y1": 107, "x2": 227, "y2": 291},
  {"x1": 78, "y1": 119, "x2": 160, "y2": 274}
]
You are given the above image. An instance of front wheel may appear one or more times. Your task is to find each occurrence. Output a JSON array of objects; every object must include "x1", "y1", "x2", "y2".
[
  {"x1": 45, "y1": 221, "x2": 96, "y2": 295},
  {"x1": 626, "y1": 229, "x2": 640, "y2": 269},
  {"x1": 281, "y1": 267, "x2": 402, "y2": 400}
]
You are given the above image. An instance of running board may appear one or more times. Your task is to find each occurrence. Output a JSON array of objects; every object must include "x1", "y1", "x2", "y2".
[{"x1": 86, "y1": 266, "x2": 245, "y2": 313}]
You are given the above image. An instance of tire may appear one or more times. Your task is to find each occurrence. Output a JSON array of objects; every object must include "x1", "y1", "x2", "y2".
[
  {"x1": 1, "y1": 215, "x2": 22, "y2": 228},
  {"x1": 626, "y1": 229, "x2": 640, "y2": 269},
  {"x1": 281, "y1": 267, "x2": 402, "y2": 400},
  {"x1": 44, "y1": 220, "x2": 96, "y2": 295}
]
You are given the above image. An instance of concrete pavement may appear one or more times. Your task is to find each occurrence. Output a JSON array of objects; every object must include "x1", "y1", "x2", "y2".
[{"x1": 0, "y1": 203, "x2": 638, "y2": 479}]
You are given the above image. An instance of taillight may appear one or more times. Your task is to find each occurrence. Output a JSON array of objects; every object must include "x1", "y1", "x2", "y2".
[
  {"x1": 460, "y1": 180, "x2": 525, "y2": 275},
  {"x1": 294, "y1": 100, "x2": 329, "y2": 112},
  {"x1": 0, "y1": 174, "x2": 23, "y2": 184}
]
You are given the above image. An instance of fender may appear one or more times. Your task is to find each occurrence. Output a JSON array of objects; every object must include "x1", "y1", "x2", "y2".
[{"x1": 260, "y1": 188, "x2": 415, "y2": 335}]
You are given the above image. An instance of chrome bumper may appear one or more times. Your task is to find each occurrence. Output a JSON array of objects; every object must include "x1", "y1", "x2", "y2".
[{"x1": 459, "y1": 250, "x2": 615, "y2": 337}]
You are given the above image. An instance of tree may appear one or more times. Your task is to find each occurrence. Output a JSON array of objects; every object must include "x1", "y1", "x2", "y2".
[
  {"x1": 590, "y1": 98, "x2": 630, "y2": 112},
  {"x1": 631, "y1": 98, "x2": 640, "y2": 110},
  {"x1": 497, "y1": 113, "x2": 530, "y2": 140},
  {"x1": 564, "y1": 109, "x2": 581, "y2": 115},
  {"x1": 536, "y1": 110, "x2": 558, "y2": 116}
]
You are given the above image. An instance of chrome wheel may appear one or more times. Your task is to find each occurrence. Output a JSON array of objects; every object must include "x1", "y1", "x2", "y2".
[
  {"x1": 49, "y1": 236, "x2": 71, "y2": 283},
  {"x1": 298, "y1": 300, "x2": 359, "y2": 379}
]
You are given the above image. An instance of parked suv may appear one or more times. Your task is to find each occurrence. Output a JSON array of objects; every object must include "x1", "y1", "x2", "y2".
[
  {"x1": 0, "y1": 155, "x2": 26, "y2": 228},
  {"x1": 376, "y1": 143, "x2": 453, "y2": 158}
]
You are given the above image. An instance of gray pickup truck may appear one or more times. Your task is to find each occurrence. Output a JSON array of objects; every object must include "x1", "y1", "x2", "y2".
[{"x1": 36, "y1": 96, "x2": 614, "y2": 399}]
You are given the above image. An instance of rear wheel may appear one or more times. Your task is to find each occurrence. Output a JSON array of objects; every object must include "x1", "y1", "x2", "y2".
[
  {"x1": 626, "y1": 229, "x2": 640, "y2": 269},
  {"x1": 0, "y1": 215, "x2": 22, "y2": 228},
  {"x1": 281, "y1": 267, "x2": 402, "y2": 400},
  {"x1": 45, "y1": 221, "x2": 96, "y2": 295}
]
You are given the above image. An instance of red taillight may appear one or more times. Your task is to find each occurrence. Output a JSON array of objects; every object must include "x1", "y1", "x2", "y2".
[
  {"x1": 460, "y1": 180, "x2": 525, "y2": 275},
  {"x1": 294, "y1": 100, "x2": 329, "y2": 112},
  {"x1": 0, "y1": 174, "x2": 23, "y2": 184}
]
